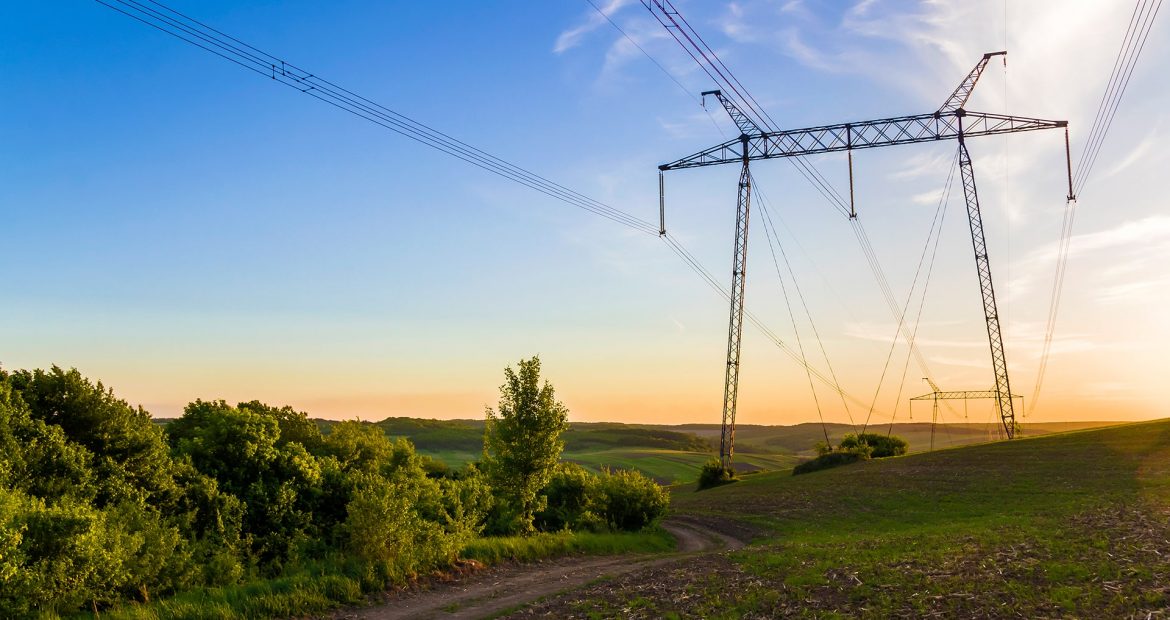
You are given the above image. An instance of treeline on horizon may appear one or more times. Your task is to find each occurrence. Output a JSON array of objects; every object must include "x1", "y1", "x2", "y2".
[{"x1": 0, "y1": 364, "x2": 668, "y2": 617}]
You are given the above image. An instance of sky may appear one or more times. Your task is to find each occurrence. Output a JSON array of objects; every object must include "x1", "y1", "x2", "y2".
[{"x1": 1, "y1": 1, "x2": 1166, "y2": 427}]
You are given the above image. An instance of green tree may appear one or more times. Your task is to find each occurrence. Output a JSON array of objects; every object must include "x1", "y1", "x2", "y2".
[
  {"x1": 6, "y1": 367, "x2": 178, "y2": 508},
  {"x1": 237, "y1": 400, "x2": 325, "y2": 453},
  {"x1": 166, "y1": 400, "x2": 320, "y2": 565},
  {"x1": 482, "y1": 357, "x2": 569, "y2": 534}
]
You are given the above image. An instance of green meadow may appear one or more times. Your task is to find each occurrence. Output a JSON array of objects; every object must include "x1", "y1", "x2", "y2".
[{"x1": 591, "y1": 419, "x2": 1170, "y2": 617}]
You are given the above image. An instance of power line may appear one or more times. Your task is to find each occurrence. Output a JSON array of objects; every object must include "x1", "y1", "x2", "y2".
[
  {"x1": 97, "y1": 0, "x2": 661, "y2": 236},
  {"x1": 101, "y1": 0, "x2": 884, "y2": 422},
  {"x1": 640, "y1": 0, "x2": 946, "y2": 395},
  {"x1": 584, "y1": 0, "x2": 696, "y2": 106},
  {"x1": 756, "y1": 188, "x2": 838, "y2": 441},
  {"x1": 1031, "y1": 0, "x2": 1162, "y2": 416},
  {"x1": 755, "y1": 180, "x2": 857, "y2": 433},
  {"x1": 660, "y1": 233, "x2": 878, "y2": 413},
  {"x1": 860, "y1": 154, "x2": 957, "y2": 434},
  {"x1": 885, "y1": 156, "x2": 956, "y2": 444},
  {"x1": 1074, "y1": 0, "x2": 1163, "y2": 194}
]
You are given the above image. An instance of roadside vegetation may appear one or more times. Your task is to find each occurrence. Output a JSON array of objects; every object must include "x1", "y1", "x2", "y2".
[{"x1": 0, "y1": 358, "x2": 668, "y2": 618}]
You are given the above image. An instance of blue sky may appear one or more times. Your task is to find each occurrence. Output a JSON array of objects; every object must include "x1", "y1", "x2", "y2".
[{"x1": 2, "y1": 1, "x2": 1167, "y2": 425}]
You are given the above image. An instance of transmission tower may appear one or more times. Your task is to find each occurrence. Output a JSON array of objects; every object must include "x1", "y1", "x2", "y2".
[
  {"x1": 912, "y1": 378, "x2": 1022, "y2": 450},
  {"x1": 658, "y1": 52, "x2": 1075, "y2": 469}
]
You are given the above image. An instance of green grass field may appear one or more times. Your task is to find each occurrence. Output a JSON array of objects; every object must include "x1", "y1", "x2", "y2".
[
  {"x1": 563, "y1": 448, "x2": 798, "y2": 483},
  {"x1": 372, "y1": 417, "x2": 1117, "y2": 483},
  {"x1": 578, "y1": 419, "x2": 1170, "y2": 617}
]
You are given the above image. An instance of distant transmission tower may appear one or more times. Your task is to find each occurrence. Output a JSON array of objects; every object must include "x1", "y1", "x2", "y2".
[{"x1": 911, "y1": 377, "x2": 1023, "y2": 450}]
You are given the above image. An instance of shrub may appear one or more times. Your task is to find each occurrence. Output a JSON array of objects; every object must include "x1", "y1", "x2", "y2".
[
  {"x1": 792, "y1": 451, "x2": 864, "y2": 475},
  {"x1": 343, "y1": 472, "x2": 447, "y2": 584},
  {"x1": 838, "y1": 433, "x2": 908, "y2": 458},
  {"x1": 595, "y1": 469, "x2": 668, "y2": 531},
  {"x1": 696, "y1": 459, "x2": 735, "y2": 490},
  {"x1": 535, "y1": 463, "x2": 599, "y2": 532}
]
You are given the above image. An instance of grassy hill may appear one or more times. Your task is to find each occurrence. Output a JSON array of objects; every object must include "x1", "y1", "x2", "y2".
[
  {"x1": 368, "y1": 418, "x2": 730, "y2": 483},
  {"x1": 680, "y1": 420, "x2": 1119, "y2": 455},
  {"x1": 585, "y1": 419, "x2": 1170, "y2": 617},
  {"x1": 334, "y1": 417, "x2": 1122, "y2": 483},
  {"x1": 162, "y1": 415, "x2": 1120, "y2": 484}
]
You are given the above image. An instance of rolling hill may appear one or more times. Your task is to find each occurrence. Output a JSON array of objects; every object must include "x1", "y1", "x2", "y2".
[{"x1": 567, "y1": 418, "x2": 1170, "y2": 617}]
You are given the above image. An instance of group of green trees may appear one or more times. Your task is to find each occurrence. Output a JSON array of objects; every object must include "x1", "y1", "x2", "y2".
[
  {"x1": 480, "y1": 358, "x2": 668, "y2": 535},
  {"x1": 794, "y1": 432, "x2": 909, "y2": 475},
  {"x1": 0, "y1": 357, "x2": 668, "y2": 616}
]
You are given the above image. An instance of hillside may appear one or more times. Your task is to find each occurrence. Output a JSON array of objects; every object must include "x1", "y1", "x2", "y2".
[
  {"x1": 158, "y1": 415, "x2": 1121, "y2": 484},
  {"x1": 539, "y1": 419, "x2": 1170, "y2": 617},
  {"x1": 364, "y1": 418, "x2": 1120, "y2": 483}
]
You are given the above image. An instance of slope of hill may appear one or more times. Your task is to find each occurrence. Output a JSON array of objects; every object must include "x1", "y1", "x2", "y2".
[
  {"x1": 548, "y1": 419, "x2": 1170, "y2": 617},
  {"x1": 336, "y1": 417, "x2": 1122, "y2": 483}
]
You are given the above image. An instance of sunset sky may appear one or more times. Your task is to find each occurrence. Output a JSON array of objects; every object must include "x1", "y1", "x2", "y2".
[{"x1": 2, "y1": 1, "x2": 1166, "y2": 427}]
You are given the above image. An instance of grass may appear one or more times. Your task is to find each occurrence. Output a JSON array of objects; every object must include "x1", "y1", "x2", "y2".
[
  {"x1": 80, "y1": 528, "x2": 674, "y2": 620},
  {"x1": 563, "y1": 448, "x2": 796, "y2": 483},
  {"x1": 414, "y1": 447, "x2": 798, "y2": 483},
  {"x1": 462, "y1": 527, "x2": 675, "y2": 565},
  {"x1": 75, "y1": 560, "x2": 367, "y2": 620},
  {"x1": 589, "y1": 419, "x2": 1170, "y2": 618}
]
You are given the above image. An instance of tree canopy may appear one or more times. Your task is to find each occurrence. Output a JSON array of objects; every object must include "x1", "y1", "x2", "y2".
[{"x1": 482, "y1": 357, "x2": 569, "y2": 534}]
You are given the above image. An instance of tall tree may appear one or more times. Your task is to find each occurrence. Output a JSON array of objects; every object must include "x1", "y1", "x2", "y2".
[{"x1": 482, "y1": 357, "x2": 569, "y2": 534}]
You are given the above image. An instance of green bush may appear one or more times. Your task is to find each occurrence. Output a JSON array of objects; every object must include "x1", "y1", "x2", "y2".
[
  {"x1": 535, "y1": 463, "x2": 599, "y2": 532},
  {"x1": 696, "y1": 458, "x2": 735, "y2": 490},
  {"x1": 838, "y1": 433, "x2": 908, "y2": 458},
  {"x1": 341, "y1": 442, "x2": 489, "y2": 586},
  {"x1": 792, "y1": 451, "x2": 864, "y2": 475},
  {"x1": 343, "y1": 472, "x2": 446, "y2": 583},
  {"x1": 595, "y1": 469, "x2": 668, "y2": 531}
]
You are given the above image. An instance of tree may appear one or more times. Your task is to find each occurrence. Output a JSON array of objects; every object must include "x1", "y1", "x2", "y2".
[{"x1": 482, "y1": 357, "x2": 569, "y2": 534}]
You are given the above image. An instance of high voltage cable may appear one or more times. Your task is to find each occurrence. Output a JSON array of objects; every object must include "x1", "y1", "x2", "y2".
[
  {"x1": 640, "y1": 0, "x2": 943, "y2": 400},
  {"x1": 97, "y1": 0, "x2": 660, "y2": 236},
  {"x1": 885, "y1": 158, "x2": 957, "y2": 442},
  {"x1": 102, "y1": 0, "x2": 882, "y2": 416},
  {"x1": 755, "y1": 188, "x2": 844, "y2": 440},
  {"x1": 755, "y1": 180, "x2": 857, "y2": 433},
  {"x1": 860, "y1": 155, "x2": 957, "y2": 434},
  {"x1": 1031, "y1": 0, "x2": 1161, "y2": 416},
  {"x1": 581, "y1": 0, "x2": 729, "y2": 138},
  {"x1": 1074, "y1": 0, "x2": 1163, "y2": 194},
  {"x1": 660, "y1": 233, "x2": 878, "y2": 413},
  {"x1": 584, "y1": 0, "x2": 698, "y2": 107}
]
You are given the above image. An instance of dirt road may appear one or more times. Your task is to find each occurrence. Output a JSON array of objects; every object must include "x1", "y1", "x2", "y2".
[{"x1": 333, "y1": 517, "x2": 745, "y2": 620}]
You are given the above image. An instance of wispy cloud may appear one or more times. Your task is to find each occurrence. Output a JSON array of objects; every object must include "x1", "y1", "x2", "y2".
[
  {"x1": 1021, "y1": 214, "x2": 1170, "y2": 266},
  {"x1": 553, "y1": 0, "x2": 633, "y2": 54},
  {"x1": 892, "y1": 150, "x2": 956, "y2": 180},
  {"x1": 1102, "y1": 127, "x2": 1158, "y2": 179},
  {"x1": 911, "y1": 188, "x2": 944, "y2": 206}
]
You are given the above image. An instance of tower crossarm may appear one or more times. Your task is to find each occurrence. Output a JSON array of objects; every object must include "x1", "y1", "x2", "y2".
[
  {"x1": 659, "y1": 111, "x2": 1066, "y2": 171},
  {"x1": 910, "y1": 390, "x2": 1021, "y2": 401}
]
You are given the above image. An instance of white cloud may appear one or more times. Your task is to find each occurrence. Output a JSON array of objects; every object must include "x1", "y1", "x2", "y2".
[
  {"x1": 911, "y1": 188, "x2": 944, "y2": 205},
  {"x1": 553, "y1": 0, "x2": 634, "y2": 54},
  {"x1": 1102, "y1": 127, "x2": 1157, "y2": 179},
  {"x1": 1022, "y1": 214, "x2": 1170, "y2": 266},
  {"x1": 892, "y1": 150, "x2": 956, "y2": 179}
]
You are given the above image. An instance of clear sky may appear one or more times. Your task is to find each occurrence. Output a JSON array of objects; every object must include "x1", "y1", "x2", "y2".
[{"x1": 2, "y1": 1, "x2": 1166, "y2": 427}]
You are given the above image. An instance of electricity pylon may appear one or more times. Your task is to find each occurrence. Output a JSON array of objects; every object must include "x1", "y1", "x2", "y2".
[
  {"x1": 658, "y1": 52, "x2": 1075, "y2": 469},
  {"x1": 911, "y1": 377, "x2": 1024, "y2": 449}
]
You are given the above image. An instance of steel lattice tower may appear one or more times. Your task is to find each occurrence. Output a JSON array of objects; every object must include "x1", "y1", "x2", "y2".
[{"x1": 658, "y1": 52, "x2": 1075, "y2": 468}]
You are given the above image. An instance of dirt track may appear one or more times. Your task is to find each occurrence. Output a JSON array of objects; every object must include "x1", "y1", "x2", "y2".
[{"x1": 332, "y1": 517, "x2": 746, "y2": 620}]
